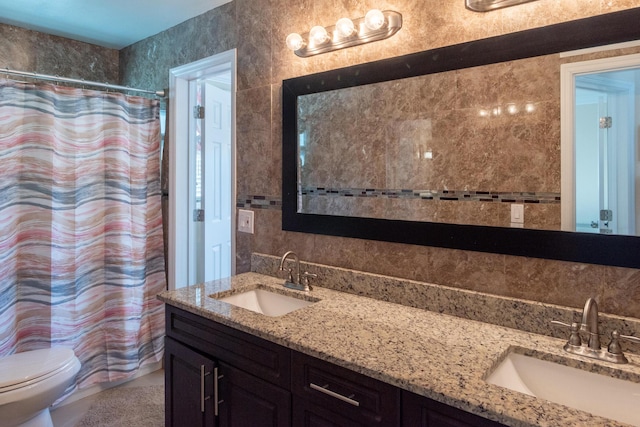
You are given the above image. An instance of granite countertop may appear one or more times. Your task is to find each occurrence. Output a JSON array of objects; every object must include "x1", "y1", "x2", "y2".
[{"x1": 158, "y1": 272, "x2": 640, "y2": 427}]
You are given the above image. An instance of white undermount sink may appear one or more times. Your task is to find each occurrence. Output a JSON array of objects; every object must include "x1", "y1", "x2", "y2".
[
  {"x1": 486, "y1": 350, "x2": 640, "y2": 426},
  {"x1": 215, "y1": 287, "x2": 318, "y2": 317}
]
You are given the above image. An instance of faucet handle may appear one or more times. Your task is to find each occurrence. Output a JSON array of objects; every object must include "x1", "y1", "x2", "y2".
[
  {"x1": 607, "y1": 331, "x2": 640, "y2": 354},
  {"x1": 606, "y1": 330, "x2": 632, "y2": 363},
  {"x1": 608, "y1": 330, "x2": 624, "y2": 355},
  {"x1": 619, "y1": 333, "x2": 640, "y2": 345},
  {"x1": 301, "y1": 272, "x2": 317, "y2": 289},
  {"x1": 551, "y1": 321, "x2": 582, "y2": 346}
]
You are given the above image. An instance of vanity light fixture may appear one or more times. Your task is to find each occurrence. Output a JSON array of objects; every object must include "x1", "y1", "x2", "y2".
[
  {"x1": 286, "y1": 9, "x2": 402, "y2": 57},
  {"x1": 335, "y1": 18, "x2": 356, "y2": 38},
  {"x1": 364, "y1": 9, "x2": 386, "y2": 31},
  {"x1": 309, "y1": 26, "x2": 330, "y2": 45},
  {"x1": 466, "y1": 0, "x2": 538, "y2": 12},
  {"x1": 479, "y1": 102, "x2": 537, "y2": 117}
]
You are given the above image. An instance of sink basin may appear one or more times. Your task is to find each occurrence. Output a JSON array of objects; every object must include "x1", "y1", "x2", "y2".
[
  {"x1": 486, "y1": 350, "x2": 640, "y2": 425},
  {"x1": 215, "y1": 288, "x2": 318, "y2": 317}
]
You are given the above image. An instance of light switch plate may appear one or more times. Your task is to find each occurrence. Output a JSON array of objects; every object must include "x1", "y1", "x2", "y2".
[
  {"x1": 238, "y1": 209, "x2": 254, "y2": 234},
  {"x1": 511, "y1": 204, "x2": 524, "y2": 224}
]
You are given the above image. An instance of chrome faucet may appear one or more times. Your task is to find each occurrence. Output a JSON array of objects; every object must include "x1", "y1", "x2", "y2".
[
  {"x1": 580, "y1": 297, "x2": 601, "y2": 350},
  {"x1": 552, "y1": 297, "x2": 640, "y2": 364},
  {"x1": 278, "y1": 251, "x2": 316, "y2": 291},
  {"x1": 279, "y1": 251, "x2": 301, "y2": 286}
]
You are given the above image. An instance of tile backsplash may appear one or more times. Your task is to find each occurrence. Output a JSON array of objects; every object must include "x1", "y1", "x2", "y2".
[{"x1": 252, "y1": 252, "x2": 640, "y2": 356}]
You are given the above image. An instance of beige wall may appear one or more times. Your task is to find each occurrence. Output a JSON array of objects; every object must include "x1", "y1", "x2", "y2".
[{"x1": 0, "y1": 23, "x2": 118, "y2": 83}]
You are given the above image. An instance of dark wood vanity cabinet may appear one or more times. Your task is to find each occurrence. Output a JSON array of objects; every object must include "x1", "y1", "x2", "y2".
[
  {"x1": 165, "y1": 306, "x2": 291, "y2": 427},
  {"x1": 165, "y1": 336, "x2": 216, "y2": 427},
  {"x1": 402, "y1": 391, "x2": 505, "y2": 427},
  {"x1": 164, "y1": 305, "x2": 505, "y2": 427}
]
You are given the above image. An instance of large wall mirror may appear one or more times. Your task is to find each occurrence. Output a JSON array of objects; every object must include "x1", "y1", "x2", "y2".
[{"x1": 282, "y1": 8, "x2": 640, "y2": 268}]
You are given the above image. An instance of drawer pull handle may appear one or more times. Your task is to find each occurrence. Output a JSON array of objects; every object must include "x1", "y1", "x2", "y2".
[
  {"x1": 214, "y1": 367, "x2": 220, "y2": 416},
  {"x1": 201, "y1": 365, "x2": 211, "y2": 413},
  {"x1": 310, "y1": 382, "x2": 360, "y2": 407}
]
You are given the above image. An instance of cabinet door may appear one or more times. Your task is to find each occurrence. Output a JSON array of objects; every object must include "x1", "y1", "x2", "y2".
[
  {"x1": 165, "y1": 337, "x2": 216, "y2": 427},
  {"x1": 218, "y1": 361, "x2": 291, "y2": 427},
  {"x1": 402, "y1": 391, "x2": 505, "y2": 427}
]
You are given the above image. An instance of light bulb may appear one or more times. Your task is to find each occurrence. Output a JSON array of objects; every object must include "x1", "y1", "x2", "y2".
[
  {"x1": 336, "y1": 17, "x2": 355, "y2": 38},
  {"x1": 309, "y1": 26, "x2": 330, "y2": 45},
  {"x1": 286, "y1": 33, "x2": 305, "y2": 51},
  {"x1": 364, "y1": 9, "x2": 385, "y2": 31}
]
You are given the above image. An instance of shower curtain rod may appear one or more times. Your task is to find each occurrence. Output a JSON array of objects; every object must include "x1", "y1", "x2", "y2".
[{"x1": 2, "y1": 68, "x2": 165, "y2": 97}]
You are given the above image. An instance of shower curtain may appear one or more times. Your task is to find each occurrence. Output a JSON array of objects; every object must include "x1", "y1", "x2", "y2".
[{"x1": 0, "y1": 78, "x2": 166, "y2": 389}]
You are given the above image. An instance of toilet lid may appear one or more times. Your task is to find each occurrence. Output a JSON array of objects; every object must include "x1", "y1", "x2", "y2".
[{"x1": 0, "y1": 348, "x2": 77, "y2": 389}]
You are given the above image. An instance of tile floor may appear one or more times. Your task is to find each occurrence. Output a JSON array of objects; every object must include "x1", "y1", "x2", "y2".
[{"x1": 50, "y1": 369, "x2": 164, "y2": 427}]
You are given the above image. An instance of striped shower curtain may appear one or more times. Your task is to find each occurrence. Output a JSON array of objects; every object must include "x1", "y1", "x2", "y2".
[{"x1": 0, "y1": 78, "x2": 166, "y2": 389}]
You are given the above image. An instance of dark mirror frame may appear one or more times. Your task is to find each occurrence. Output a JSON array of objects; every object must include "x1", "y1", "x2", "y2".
[{"x1": 282, "y1": 7, "x2": 640, "y2": 269}]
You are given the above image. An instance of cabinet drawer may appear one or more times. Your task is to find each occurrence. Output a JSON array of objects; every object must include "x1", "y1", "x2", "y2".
[
  {"x1": 403, "y1": 391, "x2": 505, "y2": 427},
  {"x1": 291, "y1": 351, "x2": 400, "y2": 427},
  {"x1": 293, "y1": 396, "x2": 379, "y2": 427},
  {"x1": 165, "y1": 305, "x2": 291, "y2": 388}
]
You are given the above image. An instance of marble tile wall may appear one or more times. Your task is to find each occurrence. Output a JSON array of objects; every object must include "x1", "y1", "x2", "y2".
[
  {"x1": 300, "y1": 193, "x2": 562, "y2": 229},
  {"x1": 298, "y1": 58, "x2": 559, "y2": 195},
  {"x1": 0, "y1": 23, "x2": 118, "y2": 83},
  {"x1": 297, "y1": 56, "x2": 561, "y2": 229},
  {"x1": 297, "y1": 45, "x2": 640, "y2": 230},
  {"x1": 114, "y1": 0, "x2": 640, "y2": 318}
]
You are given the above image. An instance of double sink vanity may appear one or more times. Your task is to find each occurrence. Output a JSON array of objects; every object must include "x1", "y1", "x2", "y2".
[{"x1": 158, "y1": 254, "x2": 640, "y2": 427}]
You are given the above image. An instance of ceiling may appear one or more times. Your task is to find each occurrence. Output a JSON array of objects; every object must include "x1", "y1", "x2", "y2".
[{"x1": 0, "y1": 0, "x2": 231, "y2": 49}]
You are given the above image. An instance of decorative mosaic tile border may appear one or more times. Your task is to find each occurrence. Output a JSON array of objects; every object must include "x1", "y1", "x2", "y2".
[
  {"x1": 301, "y1": 186, "x2": 561, "y2": 204},
  {"x1": 236, "y1": 195, "x2": 282, "y2": 210}
]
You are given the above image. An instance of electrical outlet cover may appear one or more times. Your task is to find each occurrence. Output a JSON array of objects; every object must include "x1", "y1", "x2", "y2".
[{"x1": 238, "y1": 209, "x2": 254, "y2": 234}]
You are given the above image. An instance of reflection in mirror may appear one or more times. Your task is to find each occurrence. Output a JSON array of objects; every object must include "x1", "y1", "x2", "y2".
[
  {"x1": 298, "y1": 46, "x2": 640, "y2": 235},
  {"x1": 298, "y1": 54, "x2": 560, "y2": 231},
  {"x1": 561, "y1": 53, "x2": 640, "y2": 236},
  {"x1": 283, "y1": 8, "x2": 640, "y2": 268}
]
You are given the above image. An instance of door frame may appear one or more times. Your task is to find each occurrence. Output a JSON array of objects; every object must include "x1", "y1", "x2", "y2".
[
  {"x1": 560, "y1": 52, "x2": 640, "y2": 232},
  {"x1": 168, "y1": 50, "x2": 237, "y2": 290}
]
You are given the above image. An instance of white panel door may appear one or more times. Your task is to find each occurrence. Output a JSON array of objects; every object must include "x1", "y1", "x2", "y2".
[{"x1": 200, "y1": 78, "x2": 232, "y2": 281}]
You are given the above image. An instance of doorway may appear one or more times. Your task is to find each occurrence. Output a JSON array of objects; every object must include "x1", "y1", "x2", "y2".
[
  {"x1": 168, "y1": 50, "x2": 237, "y2": 290},
  {"x1": 561, "y1": 53, "x2": 639, "y2": 236}
]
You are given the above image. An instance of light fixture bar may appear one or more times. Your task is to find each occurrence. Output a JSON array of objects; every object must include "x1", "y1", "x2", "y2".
[
  {"x1": 292, "y1": 11, "x2": 402, "y2": 58},
  {"x1": 465, "y1": 0, "x2": 538, "y2": 12}
]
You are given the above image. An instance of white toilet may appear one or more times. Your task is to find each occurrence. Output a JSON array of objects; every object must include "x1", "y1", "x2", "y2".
[{"x1": 0, "y1": 348, "x2": 81, "y2": 427}]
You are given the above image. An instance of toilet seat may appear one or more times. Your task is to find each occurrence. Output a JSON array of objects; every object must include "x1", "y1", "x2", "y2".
[{"x1": 0, "y1": 348, "x2": 78, "y2": 393}]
